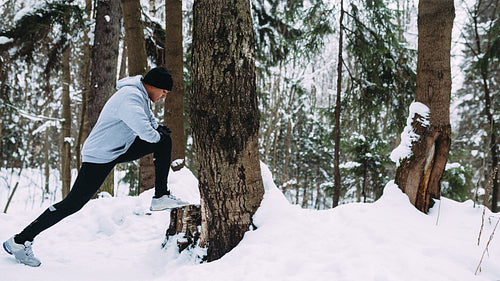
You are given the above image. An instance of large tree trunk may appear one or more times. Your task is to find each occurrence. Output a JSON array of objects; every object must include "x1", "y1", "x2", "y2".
[
  {"x1": 88, "y1": 0, "x2": 122, "y2": 196},
  {"x1": 395, "y1": 0, "x2": 454, "y2": 213},
  {"x1": 121, "y1": 0, "x2": 154, "y2": 194},
  {"x1": 61, "y1": 44, "x2": 72, "y2": 198},
  {"x1": 190, "y1": 0, "x2": 264, "y2": 262},
  {"x1": 164, "y1": 0, "x2": 186, "y2": 170}
]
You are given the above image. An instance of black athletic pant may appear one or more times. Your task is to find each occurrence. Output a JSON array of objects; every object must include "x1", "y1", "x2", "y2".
[{"x1": 14, "y1": 135, "x2": 172, "y2": 244}]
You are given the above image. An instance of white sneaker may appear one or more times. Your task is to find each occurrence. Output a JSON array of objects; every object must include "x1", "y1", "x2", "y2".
[
  {"x1": 3, "y1": 236, "x2": 41, "y2": 267},
  {"x1": 150, "y1": 194, "x2": 190, "y2": 211}
]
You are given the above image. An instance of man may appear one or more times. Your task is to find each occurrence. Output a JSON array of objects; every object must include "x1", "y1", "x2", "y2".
[{"x1": 3, "y1": 66, "x2": 187, "y2": 267}]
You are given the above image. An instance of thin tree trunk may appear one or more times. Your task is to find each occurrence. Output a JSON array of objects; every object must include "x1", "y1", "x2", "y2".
[
  {"x1": 165, "y1": 0, "x2": 186, "y2": 171},
  {"x1": 301, "y1": 173, "x2": 308, "y2": 208},
  {"x1": 119, "y1": 43, "x2": 127, "y2": 79},
  {"x1": 44, "y1": 123, "x2": 50, "y2": 195},
  {"x1": 121, "y1": 0, "x2": 153, "y2": 194},
  {"x1": 191, "y1": 0, "x2": 264, "y2": 261},
  {"x1": 332, "y1": 0, "x2": 344, "y2": 208},
  {"x1": 281, "y1": 119, "x2": 292, "y2": 193},
  {"x1": 263, "y1": 64, "x2": 283, "y2": 162},
  {"x1": 395, "y1": 0, "x2": 454, "y2": 213},
  {"x1": 472, "y1": 5, "x2": 498, "y2": 212},
  {"x1": 61, "y1": 44, "x2": 72, "y2": 198},
  {"x1": 75, "y1": 0, "x2": 92, "y2": 170}
]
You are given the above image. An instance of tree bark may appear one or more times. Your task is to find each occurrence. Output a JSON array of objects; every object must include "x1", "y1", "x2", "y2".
[
  {"x1": 121, "y1": 0, "x2": 154, "y2": 194},
  {"x1": 165, "y1": 0, "x2": 186, "y2": 171},
  {"x1": 88, "y1": 0, "x2": 122, "y2": 196},
  {"x1": 190, "y1": 0, "x2": 264, "y2": 262},
  {"x1": 471, "y1": 4, "x2": 498, "y2": 212},
  {"x1": 163, "y1": 205, "x2": 202, "y2": 253},
  {"x1": 332, "y1": 0, "x2": 344, "y2": 208},
  {"x1": 75, "y1": 0, "x2": 92, "y2": 170},
  {"x1": 395, "y1": 0, "x2": 454, "y2": 213},
  {"x1": 281, "y1": 119, "x2": 292, "y2": 193},
  {"x1": 61, "y1": 43, "x2": 72, "y2": 198}
]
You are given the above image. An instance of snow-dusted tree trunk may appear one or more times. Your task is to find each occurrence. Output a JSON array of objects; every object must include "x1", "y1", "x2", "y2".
[
  {"x1": 190, "y1": 0, "x2": 264, "y2": 262},
  {"x1": 394, "y1": 0, "x2": 454, "y2": 213},
  {"x1": 164, "y1": 0, "x2": 186, "y2": 171}
]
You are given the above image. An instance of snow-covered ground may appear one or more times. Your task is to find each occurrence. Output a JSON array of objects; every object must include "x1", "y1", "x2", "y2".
[{"x1": 0, "y1": 163, "x2": 499, "y2": 281}]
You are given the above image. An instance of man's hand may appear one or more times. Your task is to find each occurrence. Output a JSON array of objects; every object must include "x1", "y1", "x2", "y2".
[{"x1": 157, "y1": 125, "x2": 172, "y2": 142}]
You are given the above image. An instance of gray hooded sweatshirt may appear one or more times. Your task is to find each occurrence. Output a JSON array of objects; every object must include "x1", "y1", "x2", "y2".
[{"x1": 81, "y1": 75, "x2": 161, "y2": 164}]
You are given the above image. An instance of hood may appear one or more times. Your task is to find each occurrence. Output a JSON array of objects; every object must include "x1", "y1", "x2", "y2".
[
  {"x1": 116, "y1": 75, "x2": 143, "y2": 90},
  {"x1": 116, "y1": 75, "x2": 149, "y2": 100}
]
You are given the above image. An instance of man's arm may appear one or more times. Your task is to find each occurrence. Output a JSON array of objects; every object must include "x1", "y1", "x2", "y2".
[{"x1": 118, "y1": 94, "x2": 161, "y2": 143}]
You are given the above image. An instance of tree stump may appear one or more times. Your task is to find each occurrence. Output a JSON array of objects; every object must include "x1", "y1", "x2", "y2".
[{"x1": 162, "y1": 204, "x2": 202, "y2": 253}]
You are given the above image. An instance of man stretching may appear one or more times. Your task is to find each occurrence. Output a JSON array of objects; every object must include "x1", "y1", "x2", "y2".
[{"x1": 3, "y1": 66, "x2": 187, "y2": 267}]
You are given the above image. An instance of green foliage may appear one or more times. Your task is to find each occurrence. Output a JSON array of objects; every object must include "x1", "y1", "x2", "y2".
[
  {"x1": 341, "y1": 133, "x2": 392, "y2": 202},
  {"x1": 0, "y1": 0, "x2": 85, "y2": 69},
  {"x1": 120, "y1": 162, "x2": 139, "y2": 196},
  {"x1": 343, "y1": 0, "x2": 416, "y2": 136},
  {"x1": 252, "y1": 0, "x2": 333, "y2": 71},
  {"x1": 453, "y1": 0, "x2": 499, "y2": 197},
  {"x1": 441, "y1": 164, "x2": 473, "y2": 202}
]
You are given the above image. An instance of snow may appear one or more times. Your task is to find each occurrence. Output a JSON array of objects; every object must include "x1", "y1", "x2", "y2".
[
  {"x1": 1, "y1": 163, "x2": 499, "y2": 281},
  {"x1": 390, "y1": 102, "x2": 430, "y2": 166},
  {"x1": 0, "y1": 36, "x2": 13, "y2": 45},
  {"x1": 340, "y1": 161, "x2": 361, "y2": 169}
]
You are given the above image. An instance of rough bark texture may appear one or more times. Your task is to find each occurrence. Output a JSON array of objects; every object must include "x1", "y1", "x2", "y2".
[
  {"x1": 121, "y1": 0, "x2": 154, "y2": 193},
  {"x1": 88, "y1": 0, "x2": 121, "y2": 130},
  {"x1": 61, "y1": 44, "x2": 71, "y2": 198},
  {"x1": 75, "y1": 0, "x2": 92, "y2": 170},
  {"x1": 190, "y1": 0, "x2": 265, "y2": 262},
  {"x1": 121, "y1": 0, "x2": 147, "y2": 76},
  {"x1": 88, "y1": 0, "x2": 122, "y2": 196},
  {"x1": 163, "y1": 205, "x2": 202, "y2": 252},
  {"x1": 164, "y1": 0, "x2": 186, "y2": 171},
  {"x1": 395, "y1": 0, "x2": 454, "y2": 213}
]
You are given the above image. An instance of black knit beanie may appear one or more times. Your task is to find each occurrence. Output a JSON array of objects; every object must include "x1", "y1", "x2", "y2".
[{"x1": 142, "y1": 66, "x2": 173, "y2": 91}]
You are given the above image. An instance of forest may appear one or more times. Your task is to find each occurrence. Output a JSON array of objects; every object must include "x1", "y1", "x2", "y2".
[
  {"x1": 0, "y1": 0, "x2": 498, "y2": 217},
  {"x1": 0, "y1": 0, "x2": 499, "y2": 277}
]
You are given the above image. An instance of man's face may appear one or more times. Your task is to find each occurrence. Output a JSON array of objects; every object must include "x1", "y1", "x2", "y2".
[{"x1": 147, "y1": 86, "x2": 169, "y2": 103}]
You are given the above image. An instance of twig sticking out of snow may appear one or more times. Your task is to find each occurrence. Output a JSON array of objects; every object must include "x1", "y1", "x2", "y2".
[
  {"x1": 435, "y1": 199, "x2": 442, "y2": 226},
  {"x1": 478, "y1": 167, "x2": 497, "y2": 245},
  {"x1": 475, "y1": 216, "x2": 500, "y2": 275}
]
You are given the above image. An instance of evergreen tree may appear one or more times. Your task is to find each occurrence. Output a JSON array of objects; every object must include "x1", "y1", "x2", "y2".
[{"x1": 454, "y1": 0, "x2": 499, "y2": 210}]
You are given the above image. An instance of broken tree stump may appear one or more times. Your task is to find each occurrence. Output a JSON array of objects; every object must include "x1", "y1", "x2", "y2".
[{"x1": 162, "y1": 204, "x2": 202, "y2": 252}]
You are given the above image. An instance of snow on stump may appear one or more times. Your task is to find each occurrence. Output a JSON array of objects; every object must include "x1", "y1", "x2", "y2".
[{"x1": 162, "y1": 204, "x2": 201, "y2": 252}]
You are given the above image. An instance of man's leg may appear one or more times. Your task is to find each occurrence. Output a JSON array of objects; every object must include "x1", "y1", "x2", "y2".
[
  {"x1": 115, "y1": 136, "x2": 172, "y2": 198},
  {"x1": 14, "y1": 162, "x2": 114, "y2": 244}
]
